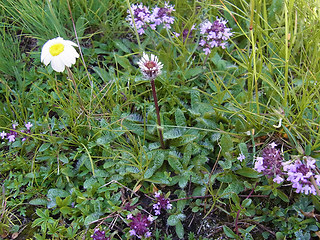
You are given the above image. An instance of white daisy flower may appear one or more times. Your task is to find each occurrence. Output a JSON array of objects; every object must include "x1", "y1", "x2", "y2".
[
  {"x1": 41, "y1": 37, "x2": 79, "y2": 72},
  {"x1": 137, "y1": 52, "x2": 163, "y2": 79}
]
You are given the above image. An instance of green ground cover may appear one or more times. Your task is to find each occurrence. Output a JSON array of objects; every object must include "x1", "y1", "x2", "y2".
[{"x1": 1, "y1": 0, "x2": 320, "y2": 239}]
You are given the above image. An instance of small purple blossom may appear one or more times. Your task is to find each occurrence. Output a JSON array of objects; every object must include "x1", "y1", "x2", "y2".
[
  {"x1": 283, "y1": 157, "x2": 319, "y2": 195},
  {"x1": 25, "y1": 122, "x2": 33, "y2": 131},
  {"x1": 152, "y1": 191, "x2": 172, "y2": 215},
  {"x1": 7, "y1": 134, "x2": 16, "y2": 142},
  {"x1": 254, "y1": 146, "x2": 284, "y2": 178},
  {"x1": 90, "y1": 229, "x2": 110, "y2": 240},
  {"x1": 149, "y1": 2, "x2": 175, "y2": 30},
  {"x1": 0, "y1": 131, "x2": 6, "y2": 139},
  {"x1": 237, "y1": 153, "x2": 245, "y2": 162},
  {"x1": 270, "y1": 142, "x2": 277, "y2": 148},
  {"x1": 126, "y1": 3, "x2": 151, "y2": 35},
  {"x1": 199, "y1": 17, "x2": 233, "y2": 55},
  {"x1": 127, "y1": 213, "x2": 153, "y2": 238}
]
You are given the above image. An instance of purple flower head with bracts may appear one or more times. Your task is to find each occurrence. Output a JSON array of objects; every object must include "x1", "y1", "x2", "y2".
[
  {"x1": 153, "y1": 191, "x2": 172, "y2": 215},
  {"x1": 90, "y1": 229, "x2": 110, "y2": 240},
  {"x1": 254, "y1": 144, "x2": 285, "y2": 184},
  {"x1": 126, "y1": 3, "x2": 151, "y2": 35},
  {"x1": 127, "y1": 213, "x2": 153, "y2": 238},
  {"x1": 283, "y1": 156, "x2": 320, "y2": 195},
  {"x1": 149, "y1": 2, "x2": 175, "y2": 30},
  {"x1": 199, "y1": 17, "x2": 233, "y2": 55}
]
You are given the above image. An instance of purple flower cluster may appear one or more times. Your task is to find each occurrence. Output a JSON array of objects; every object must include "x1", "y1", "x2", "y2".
[
  {"x1": 254, "y1": 143, "x2": 285, "y2": 184},
  {"x1": 152, "y1": 191, "x2": 172, "y2": 215},
  {"x1": 254, "y1": 143, "x2": 320, "y2": 195},
  {"x1": 283, "y1": 157, "x2": 320, "y2": 195},
  {"x1": 127, "y1": 2, "x2": 175, "y2": 35},
  {"x1": 126, "y1": 3, "x2": 151, "y2": 35},
  {"x1": 1, "y1": 122, "x2": 33, "y2": 143},
  {"x1": 199, "y1": 17, "x2": 233, "y2": 55},
  {"x1": 91, "y1": 229, "x2": 110, "y2": 240},
  {"x1": 149, "y1": 2, "x2": 175, "y2": 30},
  {"x1": 127, "y1": 213, "x2": 153, "y2": 238}
]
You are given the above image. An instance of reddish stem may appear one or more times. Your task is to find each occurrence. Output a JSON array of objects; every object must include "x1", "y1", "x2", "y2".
[{"x1": 150, "y1": 79, "x2": 165, "y2": 149}]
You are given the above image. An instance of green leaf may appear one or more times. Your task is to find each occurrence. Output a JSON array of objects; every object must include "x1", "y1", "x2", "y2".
[
  {"x1": 47, "y1": 189, "x2": 69, "y2": 200},
  {"x1": 242, "y1": 198, "x2": 252, "y2": 208},
  {"x1": 84, "y1": 212, "x2": 102, "y2": 226},
  {"x1": 218, "y1": 159, "x2": 232, "y2": 170},
  {"x1": 164, "y1": 128, "x2": 182, "y2": 140},
  {"x1": 29, "y1": 198, "x2": 48, "y2": 206},
  {"x1": 113, "y1": 39, "x2": 131, "y2": 53},
  {"x1": 223, "y1": 225, "x2": 238, "y2": 238},
  {"x1": 167, "y1": 214, "x2": 186, "y2": 226},
  {"x1": 38, "y1": 143, "x2": 51, "y2": 152},
  {"x1": 175, "y1": 108, "x2": 186, "y2": 126},
  {"x1": 175, "y1": 220, "x2": 184, "y2": 239},
  {"x1": 168, "y1": 152, "x2": 184, "y2": 173},
  {"x1": 220, "y1": 134, "x2": 233, "y2": 152},
  {"x1": 236, "y1": 167, "x2": 261, "y2": 178},
  {"x1": 274, "y1": 189, "x2": 289, "y2": 203}
]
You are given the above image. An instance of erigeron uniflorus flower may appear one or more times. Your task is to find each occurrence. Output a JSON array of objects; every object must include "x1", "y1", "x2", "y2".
[
  {"x1": 137, "y1": 52, "x2": 163, "y2": 80},
  {"x1": 41, "y1": 37, "x2": 79, "y2": 72}
]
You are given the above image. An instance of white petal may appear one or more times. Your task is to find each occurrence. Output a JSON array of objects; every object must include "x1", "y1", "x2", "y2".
[
  {"x1": 42, "y1": 53, "x2": 53, "y2": 66},
  {"x1": 51, "y1": 57, "x2": 65, "y2": 72},
  {"x1": 64, "y1": 39, "x2": 78, "y2": 47}
]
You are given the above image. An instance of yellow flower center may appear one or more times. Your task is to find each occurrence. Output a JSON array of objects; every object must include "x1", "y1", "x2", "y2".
[{"x1": 49, "y1": 43, "x2": 64, "y2": 56}]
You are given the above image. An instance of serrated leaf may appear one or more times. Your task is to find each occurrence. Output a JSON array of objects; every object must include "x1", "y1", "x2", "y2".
[
  {"x1": 164, "y1": 128, "x2": 182, "y2": 140},
  {"x1": 175, "y1": 108, "x2": 186, "y2": 126},
  {"x1": 168, "y1": 154, "x2": 184, "y2": 173}
]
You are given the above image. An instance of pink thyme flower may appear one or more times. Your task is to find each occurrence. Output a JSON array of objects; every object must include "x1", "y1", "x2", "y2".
[
  {"x1": 0, "y1": 131, "x2": 7, "y2": 139},
  {"x1": 237, "y1": 153, "x2": 245, "y2": 162},
  {"x1": 126, "y1": 3, "x2": 151, "y2": 35},
  {"x1": 137, "y1": 52, "x2": 163, "y2": 80},
  {"x1": 25, "y1": 122, "x2": 33, "y2": 131},
  {"x1": 127, "y1": 213, "x2": 153, "y2": 238},
  {"x1": 199, "y1": 17, "x2": 233, "y2": 55},
  {"x1": 153, "y1": 191, "x2": 172, "y2": 215}
]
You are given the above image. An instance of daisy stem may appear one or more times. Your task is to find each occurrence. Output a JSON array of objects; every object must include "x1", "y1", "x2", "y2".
[
  {"x1": 66, "y1": 67, "x2": 85, "y2": 112},
  {"x1": 150, "y1": 78, "x2": 165, "y2": 149}
]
